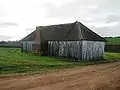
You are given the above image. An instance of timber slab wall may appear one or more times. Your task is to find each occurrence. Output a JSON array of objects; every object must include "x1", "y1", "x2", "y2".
[{"x1": 48, "y1": 41, "x2": 105, "y2": 60}]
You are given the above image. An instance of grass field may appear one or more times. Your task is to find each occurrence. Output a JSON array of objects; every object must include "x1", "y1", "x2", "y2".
[
  {"x1": 0, "y1": 48, "x2": 120, "y2": 75},
  {"x1": 105, "y1": 37, "x2": 120, "y2": 45}
]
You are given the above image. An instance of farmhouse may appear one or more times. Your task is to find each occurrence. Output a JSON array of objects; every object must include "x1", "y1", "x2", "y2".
[{"x1": 20, "y1": 21, "x2": 106, "y2": 60}]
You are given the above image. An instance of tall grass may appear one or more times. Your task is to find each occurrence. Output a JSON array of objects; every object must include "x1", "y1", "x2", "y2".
[{"x1": 0, "y1": 47, "x2": 120, "y2": 75}]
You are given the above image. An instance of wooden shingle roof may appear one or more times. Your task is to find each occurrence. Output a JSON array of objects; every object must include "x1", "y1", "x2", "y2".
[
  {"x1": 79, "y1": 22, "x2": 107, "y2": 42},
  {"x1": 37, "y1": 21, "x2": 106, "y2": 42},
  {"x1": 20, "y1": 30, "x2": 36, "y2": 41},
  {"x1": 21, "y1": 21, "x2": 107, "y2": 42}
]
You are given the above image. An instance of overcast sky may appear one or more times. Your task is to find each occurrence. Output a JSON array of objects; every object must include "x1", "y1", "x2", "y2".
[{"x1": 0, "y1": 0, "x2": 120, "y2": 41}]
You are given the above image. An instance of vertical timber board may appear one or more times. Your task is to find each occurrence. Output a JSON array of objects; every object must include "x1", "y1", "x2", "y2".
[
  {"x1": 59, "y1": 41, "x2": 62, "y2": 57},
  {"x1": 56, "y1": 41, "x2": 59, "y2": 56},
  {"x1": 48, "y1": 41, "x2": 50, "y2": 56},
  {"x1": 29, "y1": 42, "x2": 33, "y2": 52},
  {"x1": 82, "y1": 41, "x2": 105, "y2": 60},
  {"x1": 22, "y1": 41, "x2": 42, "y2": 53},
  {"x1": 28, "y1": 42, "x2": 34, "y2": 52},
  {"x1": 50, "y1": 41, "x2": 53, "y2": 56},
  {"x1": 53, "y1": 41, "x2": 55, "y2": 56},
  {"x1": 22, "y1": 42, "x2": 26, "y2": 52},
  {"x1": 71, "y1": 41, "x2": 74, "y2": 58},
  {"x1": 48, "y1": 41, "x2": 83, "y2": 60},
  {"x1": 77, "y1": 41, "x2": 82, "y2": 59},
  {"x1": 54, "y1": 41, "x2": 59, "y2": 56}
]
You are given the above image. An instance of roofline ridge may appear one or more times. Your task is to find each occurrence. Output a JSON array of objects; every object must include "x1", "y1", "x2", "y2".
[
  {"x1": 36, "y1": 21, "x2": 79, "y2": 28},
  {"x1": 79, "y1": 22, "x2": 107, "y2": 42},
  {"x1": 77, "y1": 22, "x2": 84, "y2": 40}
]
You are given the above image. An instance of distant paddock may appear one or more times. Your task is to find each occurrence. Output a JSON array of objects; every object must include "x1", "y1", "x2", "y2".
[
  {"x1": 105, "y1": 45, "x2": 120, "y2": 53},
  {"x1": 0, "y1": 46, "x2": 21, "y2": 48}
]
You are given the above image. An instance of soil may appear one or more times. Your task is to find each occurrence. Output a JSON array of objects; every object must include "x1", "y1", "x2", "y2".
[{"x1": 0, "y1": 62, "x2": 120, "y2": 90}]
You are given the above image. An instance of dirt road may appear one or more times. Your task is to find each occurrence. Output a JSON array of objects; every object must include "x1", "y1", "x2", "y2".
[{"x1": 0, "y1": 62, "x2": 120, "y2": 90}]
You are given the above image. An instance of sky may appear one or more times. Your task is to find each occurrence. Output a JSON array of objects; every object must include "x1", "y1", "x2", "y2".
[{"x1": 0, "y1": 0, "x2": 120, "y2": 41}]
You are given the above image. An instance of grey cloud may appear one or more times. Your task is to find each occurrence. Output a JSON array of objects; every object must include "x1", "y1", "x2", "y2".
[
  {"x1": 42, "y1": 0, "x2": 120, "y2": 37},
  {"x1": 0, "y1": 0, "x2": 119, "y2": 38},
  {"x1": 0, "y1": 35, "x2": 13, "y2": 41},
  {"x1": 0, "y1": 22, "x2": 18, "y2": 27},
  {"x1": 106, "y1": 15, "x2": 120, "y2": 23},
  {"x1": 0, "y1": 2, "x2": 5, "y2": 19},
  {"x1": 90, "y1": 25, "x2": 120, "y2": 37},
  {"x1": 87, "y1": 14, "x2": 120, "y2": 36},
  {"x1": 84, "y1": 15, "x2": 120, "y2": 27},
  {"x1": 99, "y1": 0, "x2": 120, "y2": 12},
  {"x1": 43, "y1": 0, "x2": 120, "y2": 20},
  {"x1": 25, "y1": 28, "x2": 35, "y2": 35},
  {"x1": 43, "y1": 0, "x2": 99, "y2": 19},
  {"x1": 26, "y1": 28, "x2": 35, "y2": 31}
]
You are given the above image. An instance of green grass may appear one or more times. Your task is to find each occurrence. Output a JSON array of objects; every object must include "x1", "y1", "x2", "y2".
[
  {"x1": 0, "y1": 47, "x2": 120, "y2": 75},
  {"x1": 0, "y1": 48, "x2": 73, "y2": 75},
  {"x1": 105, "y1": 37, "x2": 120, "y2": 45},
  {"x1": 104, "y1": 52, "x2": 120, "y2": 60}
]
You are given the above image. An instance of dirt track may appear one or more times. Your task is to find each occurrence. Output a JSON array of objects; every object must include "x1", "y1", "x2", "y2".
[{"x1": 0, "y1": 62, "x2": 120, "y2": 90}]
